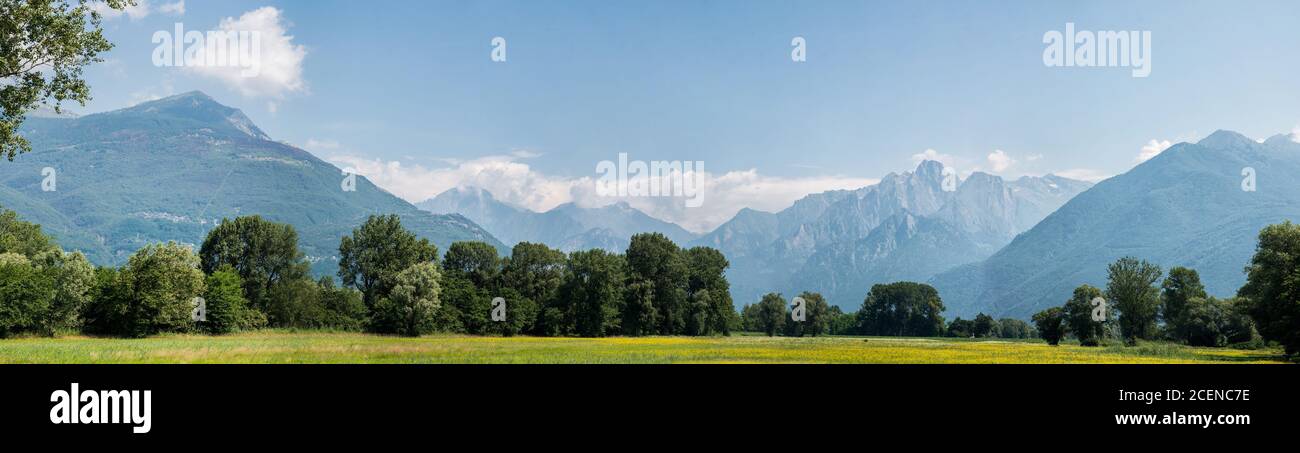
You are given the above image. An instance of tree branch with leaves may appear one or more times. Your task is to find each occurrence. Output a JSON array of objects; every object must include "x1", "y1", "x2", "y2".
[{"x1": 1, "y1": 0, "x2": 131, "y2": 161}]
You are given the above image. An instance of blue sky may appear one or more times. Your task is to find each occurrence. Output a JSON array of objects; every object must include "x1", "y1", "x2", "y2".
[{"x1": 75, "y1": 0, "x2": 1300, "y2": 231}]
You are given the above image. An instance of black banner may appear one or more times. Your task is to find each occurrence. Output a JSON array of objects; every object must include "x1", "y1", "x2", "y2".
[{"x1": 0, "y1": 364, "x2": 1292, "y2": 442}]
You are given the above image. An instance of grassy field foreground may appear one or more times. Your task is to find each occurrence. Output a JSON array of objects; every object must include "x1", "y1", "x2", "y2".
[{"x1": 0, "y1": 331, "x2": 1288, "y2": 364}]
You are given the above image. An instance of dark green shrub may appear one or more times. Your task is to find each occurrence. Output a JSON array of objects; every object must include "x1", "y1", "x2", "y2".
[{"x1": 0, "y1": 255, "x2": 55, "y2": 337}]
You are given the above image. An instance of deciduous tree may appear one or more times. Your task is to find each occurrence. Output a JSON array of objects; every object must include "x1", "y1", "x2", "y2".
[
  {"x1": 1032, "y1": 307, "x2": 1066, "y2": 346},
  {"x1": 972, "y1": 313, "x2": 997, "y2": 338},
  {"x1": 0, "y1": 253, "x2": 53, "y2": 337},
  {"x1": 443, "y1": 241, "x2": 501, "y2": 290},
  {"x1": 755, "y1": 293, "x2": 787, "y2": 337},
  {"x1": 563, "y1": 249, "x2": 625, "y2": 337},
  {"x1": 202, "y1": 265, "x2": 258, "y2": 334},
  {"x1": 1161, "y1": 266, "x2": 1206, "y2": 341},
  {"x1": 89, "y1": 242, "x2": 206, "y2": 337},
  {"x1": 199, "y1": 215, "x2": 308, "y2": 311},
  {"x1": 372, "y1": 262, "x2": 442, "y2": 336},
  {"x1": 1063, "y1": 284, "x2": 1106, "y2": 346},
  {"x1": 685, "y1": 246, "x2": 734, "y2": 335},
  {"x1": 1106, "y1": 257, "x2": 1162, "y2": 344},
  {"x1": 338, "y1": 215, "x2": 438, "y2": 308},
  {"x1": 626, "y1": 233, "x2": 687, "y2": 335},
  {"x1": 1239, "y1": 221, "x2": 1300, "y2": 355},
  {"x1": 855, "y1": 282, "x2": 946, "y2": 337},
  {"x1": 1, "y1": 0, "x2": 130, "y2": 160}
]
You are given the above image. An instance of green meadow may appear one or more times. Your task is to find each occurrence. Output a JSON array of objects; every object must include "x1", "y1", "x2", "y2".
[{"x1": 0, "y1": 331, "x2": 1286, "y2": 364}]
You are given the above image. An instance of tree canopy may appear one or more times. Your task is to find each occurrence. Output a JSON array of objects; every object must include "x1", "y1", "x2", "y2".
[
  {"x1": 755, "y1": 293, "x2": 786, "y2": 337},
  {"x1": 1239, "y1": 221, "x2": 1300, "y2": 356},
  {"x1": 338, "y1": 215, "x2": 438, "y2": 308},
  {"x1": 1063, "y1": 284, "x2": 1106, "y2": 346},
  {"x1": 855, "y1": 282, "x2": 946, "y2": 337},
  {"x1": 372, "y1": 262, "x2": 442, "y2": 336},
  {"x1": 1032, "y1": 307, "x2": 1065, "y2": 346},
  {"x1": 1106, "y1": 257, "x2": 1162, "y2": 344},
  {"x1": 626, "y1": 233, "x2": 688, "y2": 335},
  {"x1": 199, "y1": 215, "x2": 308, "y2": 311}
]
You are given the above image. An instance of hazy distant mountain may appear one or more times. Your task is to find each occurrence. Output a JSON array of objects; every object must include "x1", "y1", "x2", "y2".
[
  {"x1": 1006, "y1": 174, "x2": 1096, "y2": 230},
  {"x1": 692, "y1": 189, "x2": 854, "y2": 261},
  {"x1": 418, "y1": 187, "x2": 698, "y2": 252},
  {"x1": 696, "y1": 161, "x2": 1092, "y2": 308},
  {"x1": 790, "y1": 210, "x2": 991, "y2": 305},
  {"x1": 0, "y1": 91, "x2": 504, "y2": 275},
  {"x1": 552, "y1": 202, "x2": 698, "y2": 247},
  {"x1": 416, "y1": 187, "x2": 584, "y2": 247},
  {"x1": 932, "y1": 130, "x2": 1300, "y2": 319}
]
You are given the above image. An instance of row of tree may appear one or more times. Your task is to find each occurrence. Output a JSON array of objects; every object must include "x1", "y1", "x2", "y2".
[
  {"x1": 1, "y1": 205, "x2": 1030, "y2": 341},
  {"x1": 737, "y1": 283, "x2": 1036, "y2": 340},
  {"x1": 354, "y1": 217, "x2": 739, "y2": 337},
  {"x1": 0, "y1": 209, "x2": 367, "y2": 338},
  {"x1": 734, "y1": 221, "x2": 1300, "y2": 356},
  {"x1": 1029, "y1": 226, "x2": 1300, "y2": 352},
  {"x1": 946, "y1": 314, "x2": 1035, "y2": 339},
  {"x1": 0, "y1": 209, "x2": 739, "y2": 338}
]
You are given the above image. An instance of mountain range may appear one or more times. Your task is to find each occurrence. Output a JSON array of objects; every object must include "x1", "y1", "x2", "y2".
[
  {"x1": 416, "y1": 187, "x2": 698, "y2": 252},
  {"x1": 690, "y1": 161, "x2": 1093, "y2": 308},
  {"x1": 932, "y1": 130, "x2": 1300, "y2": 319},
  {"x1": 0, "y1": 91, "x2": 504, "y2": 275}
]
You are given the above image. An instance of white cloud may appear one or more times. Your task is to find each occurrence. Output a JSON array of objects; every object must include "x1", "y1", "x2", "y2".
[
  {"x1": 1136, "y1": 139, "x2": 1172, "y2": 163},
  {"x1": 911, "y1": 148, "x2": 958, "y2": 167},
  {"x1": 510, "y1": 149, "x2": 542, "y2": 159},
  {"x1": 1292, "y1": 124, "x2": 1300, "y2": 143},
  {"x1": 157, "y1": 1, "x2": 185, "y2": 15},
  {"x1": 1025, "y1": 153, "x2": 1043, "y2": 162},
  {"x1": 327, "y1": 153, "x2": 877, "y2": 233},
  {"x1": 910, "y1": 148, "x2": 986, "y2": 176},
  {"x1": 329, "y1": 154, "x2": 590, "y2": 217},
  {"x1": 302, "y1": 139, "x2": 341, "y2": 152},
  {"x1": 1054, "y1": 168, "x2": 1110, "y2": 183},
  {"x1": 184, "y1": 7, "x2": 308, "y2": 111},
  {"x1": 90, "y1": 0, "x2": 152, "y2": 20},
  {"x1": 986, "y1": 149, "x2": 1016, "y2": 173},
  {"x1": 128, "y1": 75, "x2": 175, "y2": 104}
]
